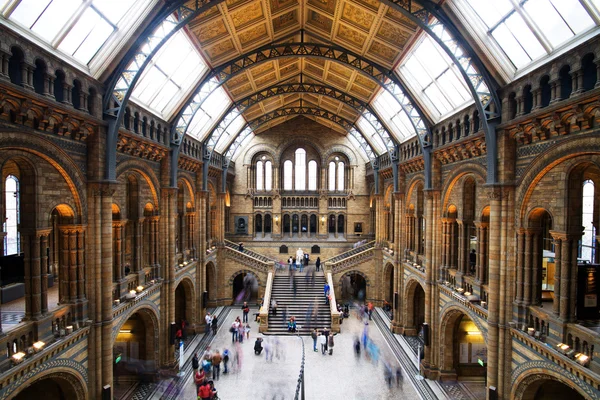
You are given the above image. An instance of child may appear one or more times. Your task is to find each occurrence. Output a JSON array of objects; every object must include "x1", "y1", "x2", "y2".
[{"x1": 245, "y1": 323, "x2": 251, "y2": 339}]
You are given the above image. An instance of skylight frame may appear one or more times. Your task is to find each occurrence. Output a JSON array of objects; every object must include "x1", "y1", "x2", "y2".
[
  {"x1": 1, "y1": 0, "x2": 156, "y2": 75},
  {"x1": 453, "y1": 0, "x2": 600, "y2": 79}
]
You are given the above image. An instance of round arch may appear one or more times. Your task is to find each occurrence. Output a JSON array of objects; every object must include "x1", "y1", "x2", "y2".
[
  {"x1": 403, "y1": 278, "x2": 425, "y2": 335},
  {"x1": 337, "y1": 270, "x2": 370, "y2": 301},
  {"x1": 441, "y1": 164, "x2": 487, "y2": 212},
  {"x1": 205, "y1": 261, "x2": 217, "y2": 305},
  {"x1": 228, "y1": 270, "x2": 262, "y2": 304},
  {"x1": 243, "y1": 143, "x2": 278, "y2": 165},
  {"x1": 174, "y1": 277, "x2": 195, "y2": 326},
  {"x1": 115, "y1": 161, "x2": 161, "y2": 208},
  {"x1": 512, "y1": 364, "x2": 593, "y2": 400},
  {"x1": 8, "y1": 367, "x2": 87, "y2": 400},
  {"x1": 177, "y1": 175, "x2": 195, "y2": 208}
]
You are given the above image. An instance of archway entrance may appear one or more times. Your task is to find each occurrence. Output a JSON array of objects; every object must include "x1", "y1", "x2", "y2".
[
  {"x1": 174, "y1": 280, "x2": 194, "y2": 332},
  {"x1": 13, "y1": 375, "x2": 84, "y2": 400},
  {"x1": 340, "y1": 272, "x2": 367, "y2": 302},
  {"x1": 113, "y1": 310, "x2": 158, "y2": 397},
  {"x1": 520, "y1": 378, "x2": 585, "y2": 400},
  {"x1": 440, "y1": 311, "x2": 486, "y2": 380},
  {"x1": 232, "y1": 272, "x2": 258, "y2": 304}
]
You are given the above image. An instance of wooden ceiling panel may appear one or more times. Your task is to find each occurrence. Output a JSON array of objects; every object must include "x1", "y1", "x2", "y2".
[
  {"x1": 204, "y1": 39, "x2": 236, "y2": 62},
  {"x1": 230, "y1": 1, "x2": 265, "y2": 29},
  {"x1": 272, "y1": 9, "x2": 299, "y2": 34},
  {"x1": 341, "y1": 2, "x2": 376, "y2": 32},
  {"x1": 238, "y1": 23, "x2": 270, "y2": 48},
  {"x1": 306, "y1": 10, "x2": 333, "y2": 35},
  {"x1": 376, "y1": 19, "x2": 412, "y2": 47},
  {"x1": 189, "y1": 18, "x2": 229, "y2": 45},
  {"x1": 326, "y1": 71, "x2": 350, "y2": 89},
  {"x1": 250, "y1": 62, "x2": 275, "y2": 78},
  {"x1": 270, "y1": 0, "x2": 299, "y2": 14},
  {"x1": 367, "y1": 40, "x2": 398, "y2": 65},
  {"x1": 335, "y1": 23, "x2": 367, "y2": 49},
  {"x1": 307, "y1": 0, "x2": 337, "y2": 16}
]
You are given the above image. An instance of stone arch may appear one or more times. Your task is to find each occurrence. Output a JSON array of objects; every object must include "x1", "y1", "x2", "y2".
[
  {"x1": 115, "y1": 160, "x2": 161, "y2": 208},
  {"x1": 0, "y1": 133, "x2": 86, "y2": 221},
  {"x1": 6, "y1": 366, "x2": 87, "y2": 400},
  {"x1": 383, "y1": 262, "x2": 394, "y2": 305},
  {"x1": 322, "y1": 144, "x2": 358, "y2": 166},
  {"x1": 112, "y1": 302, "x2": 160, "y2": 345},
  {"x1": 441, "y1": 164, "x2": 487, "y2": 213},
  {"x1": 512, "y1": 362, "x2": 596, "y2": 400},
  {"x1": 174, "y1": 276, "x2": 195, "y2": 325},
  {"x1": 438, "y1": 305, "x2": 488, "y2": 374},
  {"x1": 273, "y1": 137, "x2": 324, "y2": 165},
  {"x1": 516, "y1": 136, "x2": 600, "y2": 224},
  {"x1": 404, "y1": 278, "x2": 425, "y2": 335},
  {"x1": 243, "y1": 143, "x2": 278, "y2": 165},
  {"x1": 177, "y1": 174, "x2": 195, "y2": 208},
  {"x1": 337, "y1": 269, "x2": 370, "y2": 300},
  {"x1": 405, "y1": 177, "x2": 425, "y2": 207},
  {"x1": 228, "y1": 269, "x2": 263, "y2": 303}
]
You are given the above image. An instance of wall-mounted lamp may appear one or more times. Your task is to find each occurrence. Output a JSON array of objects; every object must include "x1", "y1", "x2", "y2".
[
  {"x1": 274, "y1": 215, "x2": 279, "y2": 226},
  {"x1": 119, "y1": 329, "x2": 132, "y2": 334},
  {"x1": 11, "y1": 352, "x2": 26, "y2": 364},
  {"x1": 321, "y1": 216, "x2": 325, "y2": 226},
  {"x1": 32, "y1": 341, "x2": 45, "y2": 352},
  {"x1": 465, "y1": 331, "x2": 481, "y2": 336},
  {"x1": 136, "y1": 285, "x2": 144, "y2": 293}
]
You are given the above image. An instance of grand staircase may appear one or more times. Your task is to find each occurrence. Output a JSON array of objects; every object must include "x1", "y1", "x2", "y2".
[{"x1": 265, "y1": 270, "x2": 331, "y2": 335}]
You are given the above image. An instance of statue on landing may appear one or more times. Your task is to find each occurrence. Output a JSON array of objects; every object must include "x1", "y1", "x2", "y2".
[{"x1": 296, "y1": 248, "x2": 304, "y2": 262}]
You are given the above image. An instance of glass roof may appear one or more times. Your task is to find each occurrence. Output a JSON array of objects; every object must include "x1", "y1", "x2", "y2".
[
  {"x1": 130, "y1": 28, "x2": 208, "y2": 119},
  {"x1": 214, "y1": 114, "x2": 246, "y2": 154},
  {"x1": 186, "y1": 86, "x2": 232, "y2": 142},
  {"x1": 372, "y1": 90, "x2": 420, "y2": 142},
  {"x1": 3, "y1": 0, "x2": 150, "y2": 66},
  {"x1": 461, "y1": 0, "x2": 599, "y2": 72},
  {"x1": 397, "y1": 35, "x2": 472, "y2": 121}
]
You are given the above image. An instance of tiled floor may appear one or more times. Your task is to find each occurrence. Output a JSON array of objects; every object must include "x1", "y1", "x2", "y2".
[
  {"x1": 173, "y1": 307, "x2": 421, "y2": 400},
  {"x1": 1, "y1": 285, "x2": 60, "y2": 332}
]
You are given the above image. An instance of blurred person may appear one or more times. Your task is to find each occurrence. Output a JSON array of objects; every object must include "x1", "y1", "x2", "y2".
[
  {"x1": 192, "y1": 352, "x2": 199, "y2": 372},
  {"x1": 383, "y1": 360, "x2": 393, "y2": 387},
  {"x1": 315, "y1": 256, "x2": 321, "y2": 272},
  {"x1": 222, "y1": 349, "x2": 230, "y2": 374},
  {"x1": 311, "y1": 328, "x2": 318, "y2": 352},
  {"x1": 238, "y1": 323, "x2": 245, "y2": 343},
  {"x1": 242, "y1": 301, "x2": 250, "y2": 323},
  {"x1": 254, "y1": 338, "x2": 263, "y2": 355},
  {"x1": 328, "y1": 333, "x2": 335, "y2": 355},
  {"x1": 211, "y1": 350, "x2": 222, "y2": 381},
  {"x1": 319, "y1": 331, "x2": 327, "y2": 354},
  {"x1": 354, "y1": 337, "x2": 361, "y2": 357},
  {"x1": 245, "y1": 323, "x2": 251, "y2": 340},
  {"x1": 396, "y1": 365, "x2": 403, "y2": 386},
  {"x1": 211, "y1": 314, "x2": 218, "y2": 335}
]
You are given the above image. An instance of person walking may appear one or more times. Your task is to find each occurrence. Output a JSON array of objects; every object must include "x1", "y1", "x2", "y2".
[
  {"x1": 315, "y1": 257, "x2": 321, "y2": 272},
  {"x1": 192, "y1": 353, "x2": 199, "y2": 372},
  {"x1": 328, "y1": 333, "x2": 335, "y2": 355},
  {"x1": 205, "y1": 312, "x2": 212, "y2": 334},
  {"x1": 211, "y1": 350, "x2": 222, "y2": 381},
  {"x1": 222, "y1": 349, "x2": 230, "y2": 374},
  {"x1": 211, "y1": 315, "x2": 218, "y2": 335},
  {"x1": 231, "y1": 319, "x2": 240, "y2": 342},
  {"x1": 242, "y1": 302, "x2": 250, "y2": 323},
  {"x1": 311, "y1": 328, "x2": 318, "y2": 352},
  {"x1": 319, "y1": 331, "x2": 327, "y2": 354},
  {"x1": 238, "y1": 323, "x2": 245, "y2": 343}
]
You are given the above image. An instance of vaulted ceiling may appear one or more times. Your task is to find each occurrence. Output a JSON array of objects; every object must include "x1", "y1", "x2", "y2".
[{"x1": 184, "y1": 0, "x2": 419, "y2": 135}]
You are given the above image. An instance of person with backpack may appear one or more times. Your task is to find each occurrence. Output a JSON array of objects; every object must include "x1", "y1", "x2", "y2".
[{"x1": 211, "y1": 315, "x2": 218, "y2": 335}]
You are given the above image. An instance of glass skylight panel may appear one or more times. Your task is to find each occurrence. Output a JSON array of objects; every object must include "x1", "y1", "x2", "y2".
[
  {"x1": 59, "y1": 7, "x2": 114, "y2": 64},
  {"x1": 186, "y1": 88, "x2": 232, "y2": 142},
  {"x1": 357, "y1": 117, "x2": 385, "y2": 153},
  {"x1": 214, "y1": 114, "x2": 246, "y2": 153},
  {"x1": 7, "y1": 0, "x2": 148, "y2": 68},
  {"x1": 464, "y1": 0, "x2": 599, "y2": 72},
  {"x1": 130, "y1": 30, "x2": 208, "y2": 118},
  {"x1": 372, "y1": 90, "x2": 417, "y2": 141},
  {"x1": 93, "y1": 0, "x2": 136, "y2": 25}
]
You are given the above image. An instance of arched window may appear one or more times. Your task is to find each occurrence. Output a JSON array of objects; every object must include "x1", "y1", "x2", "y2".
[
  {"x1": 337, "y1": 161, "x2": 345, "y2": 191},
  {"x1": 328, "y1": 162, "x2": 336, "y2": 191},
  {"x1": 283, "y1": 161, "x2": 293, "y2": 191},
  {"x1": 308, "y1": 160, "x2": 317, "y2": 191},
  {"x1": 256, "y1": 161, "x2": 264, "y2": 190},
  {"x1": 295, "y1": 148, "x2": 306, "y2": 191},
  {"x1": 582, "y1": 180, "x2": 595, "y2": 262},
  {"x1": 265, "y1": 161, "x2": 272, "y2": 191},
  {"x1": 4, "y1": 175, "x2": 20, "y2": 256}
]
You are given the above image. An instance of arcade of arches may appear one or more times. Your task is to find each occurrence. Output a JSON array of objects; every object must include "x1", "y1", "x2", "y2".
[{"x1": 0, "y1": 0, "x2": 599, "y2": 399}]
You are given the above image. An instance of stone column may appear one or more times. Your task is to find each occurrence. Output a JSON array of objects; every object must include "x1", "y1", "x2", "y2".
[
  {"x1": 59, "y1": 228, "x2": 70, "y2": 304},
  {"x1": 457, "y1": 221, "x2": 465, "y2": 276},
  {"x1": 30, "y1": 233, "x2": 42, "y2": 318},
  {"x1": 515, "y1": 230, "x2": 525, "y2": 304},
  {"x1": 485, "y1": 187, "x2": 505, "y2": 392},
  {"x1": 40, "y1": 230, "x2": 50, "y2": 314},
  {"x1": 523, "y1": 230, "x2": 534, "y2": 305},
  {"x1": 0, "y1": 50, "x2": 9, "y2": 81},
  {"x1": 531, "y1": 230, "x2": 541, "y2": 305},
  {"x1": 69, "y1": 229, "x2": 78, "y2": 303},
  {"x1": 479, "y1": 223, "x2": 488, "y2": 282},
  {"x1": 113, "y1": 221, "x2": 123, "y2": 281},
  {"x1": 135, "y1": 218, "x2": 144, "y2": 272},
  {"x1": 550, "y1": 232, "x2": 562, "y2": 315},
  {"x1": 449, "y1": 220, "x2": 457, "y2": 270}
]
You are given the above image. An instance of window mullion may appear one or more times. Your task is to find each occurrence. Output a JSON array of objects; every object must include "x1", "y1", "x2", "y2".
[
  {"x1": 579, "y1": 0, "x2": 600, "y2": 24},
  {"x1": 52, "y1": 1, "x2": 91, "y2": 48},
  {"x1": 510, "y1": 0, "x2": 553, "y2": 53}
]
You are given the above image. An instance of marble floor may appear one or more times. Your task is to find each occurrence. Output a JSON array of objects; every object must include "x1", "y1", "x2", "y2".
[
  {"x1": 1, "y1": 285, "x2": 60, "y2": 332},
  {"x1": 174, "y1": 307, "x2": 422, "y2": 400}
]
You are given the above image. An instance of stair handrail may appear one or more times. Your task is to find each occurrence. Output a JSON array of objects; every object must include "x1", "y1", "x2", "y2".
[
  {"x1": 225, "y1": 240, "x2": 275, "y2": 270},
  {"x1": 323, "y1": 241, "x2": 376, "y2": 264},
  {"x1": 258, "y1": 270, "x2": 273, "y2": 333},
  {"x1": 326, "y1": 271, "x2": 342, "y2": 333}
]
